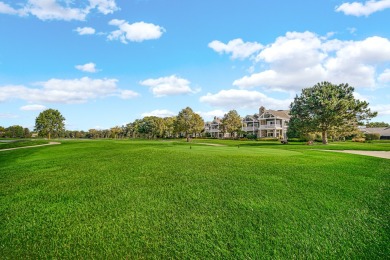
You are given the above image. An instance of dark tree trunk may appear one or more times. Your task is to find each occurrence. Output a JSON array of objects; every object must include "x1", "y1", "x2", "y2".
[{"x1": 322, "y1": 130, "x2": 328, "y2": 144}]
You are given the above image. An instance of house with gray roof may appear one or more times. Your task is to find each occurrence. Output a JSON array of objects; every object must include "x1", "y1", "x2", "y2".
[
  {"x1": 361, "y1": 127, "x2": 390, "y2": 140},
  {"x1": 204, "y1": 106, "x2": 290, "y2": 139}
]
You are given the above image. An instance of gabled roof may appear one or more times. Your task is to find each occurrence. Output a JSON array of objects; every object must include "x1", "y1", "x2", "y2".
[
  {"x1": 261, "y1": 110, "x2": 290, "y2": 119},
  {"x1": 243, "y1": 115, "x2": 256, "y2": 121}
]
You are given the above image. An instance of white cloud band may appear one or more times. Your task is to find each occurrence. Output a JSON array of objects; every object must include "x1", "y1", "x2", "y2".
[
  {"x1": 108, "y1": 19, "x2": 165, "y2": 43},
  {"x1": 209, "y1": 38, "x2": 263, "y2": 59},
  {"x1": 75, "y1": 62, "x2": 99, "y2": 73},
  {"x1": 200, "y1": 89, "x2": 291, "y2": 109},
  {"x1": 0, "y1": 77, "x2": 139, "y2": 104},
  {"x1": 140, "y1": 75, "x2": 199, "y2": 97},
  {"x1": 336, "y1": 0, "x2": 390, "y2": 17},
  {"x1": 0, "y1": 0, "x2": 119, "y2": 21},
  {"x1": 20, "y1": 104, "x2": 47, "y2": 111},
  {"x1": 232, "y1": 32, "x2": 390, "y2": 91},
  {"x1": 75, "y1": 27, "x2": 96, "y2": 35}
]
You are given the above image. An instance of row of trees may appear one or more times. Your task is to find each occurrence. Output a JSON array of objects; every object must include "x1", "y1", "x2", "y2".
[
  {"x1": 365, "y1": 122, "x2": 389, "y2": 128},
  {"x1": 28, "y1": 107, "x2": 246, "y2": 140},
  {"x1": 53, "y1": 109, "x2": 242, "y2": 140},
  {"x1": 105, "y1": 107, "x2": 205, "y2": 140},
  {"x1": 29, "y1": 107, "x2": 206, "y2": 140},
  {"x1": 0, "y1": 125, "x2": 31, "y2": 138},
  {"x1": 1, "y1": 82, "x2": 381, "y2": 144}
]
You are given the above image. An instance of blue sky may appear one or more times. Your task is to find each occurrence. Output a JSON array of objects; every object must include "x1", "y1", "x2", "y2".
[{"x1": 1, "y1": 0, "x2": 389, "y2": 130}]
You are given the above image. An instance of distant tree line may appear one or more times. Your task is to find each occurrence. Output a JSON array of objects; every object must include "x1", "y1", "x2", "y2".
[
  {"x1": 365, "y1": 122, "x2": 389, "y2": 128},
  {"x1": 1, "y1": 107, "x2": 206, "y2": 141},
  {"x1": 1, "y1": 82, "x2": 385, "y2": 143},
  {"x1": 0, "y1": 125, "x2": 31, "y2": 138}
]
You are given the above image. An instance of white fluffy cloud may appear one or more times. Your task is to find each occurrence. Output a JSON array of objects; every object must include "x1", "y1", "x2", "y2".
[
  {"x1": 208, "y1": 38, "x2": 263, "y2": 59},
  {"x1": 232, "y1": 32, "x2": 390, "y2": 91},
  {"x1": 75, "y1": 62, "x2": 99, "y2": 73},
  {"x1": 0, "y1": 2, "x2": 26, "y2": 15},
  {"x1": 0, "y1": 0, "x2": 118, "y2": 21},
  {"x1": 119, "y1": 90, "x2": 140, "y2": 99},
  {"x1": 20, "y1": 104, "x2": 47, "y2": 111},
  {"x1": 26, "y1": 0, "x2": 88, "y2": 21},
  {"x1": 0, "y1": 77, "x2": 139, "y2": 104},
  {"x1": 141, "y1": 109, "x2": 176, "y2": 118},
  {"x1": 256, "y1": 31, "x2": 326, "y2": 68},
  {"x1": 353, "y1": 92, "x2": 370, "y2": 102},
  {"x1": 140, "y1": 75, "x2": 199, "y2": 97},
  {"x1": 370, "y1": 104, "x2": 390, "y2": 115},
  {"x1": 378, "y1": 69, "x2": 390, "y2": 83},
  {"x1": 336, "y1": 0, "x2": 390, "y2": 17},
  {"x1": 88, "y1": 0, "x2": 118, "y2": 15},
  {"x1": 75, "y1": 27, "x2": 95, "y2": 35},
  {"x1": 108, "y1": 19, "x2": 165, "y2": 43},
  {"x1": 200, "y1": 89, "x2": 291, "y2": 109},
  {"x1": 0, "y1": 85, "x2": 26, "y2": 102}
]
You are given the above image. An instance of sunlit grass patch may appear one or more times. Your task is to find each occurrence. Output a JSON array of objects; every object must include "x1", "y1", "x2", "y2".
[{"x1": 0, "y1": 140, "x2": 388, "y2": 258}]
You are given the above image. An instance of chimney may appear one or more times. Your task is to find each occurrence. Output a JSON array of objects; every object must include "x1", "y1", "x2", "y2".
[{"x1": 259, "y1": 106, "x2": 265, "y2": 115}]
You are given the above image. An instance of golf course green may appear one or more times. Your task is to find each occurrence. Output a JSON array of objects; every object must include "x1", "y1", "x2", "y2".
[{"x1": 1, "y1": 139, "x2": 389, "y2": 258}]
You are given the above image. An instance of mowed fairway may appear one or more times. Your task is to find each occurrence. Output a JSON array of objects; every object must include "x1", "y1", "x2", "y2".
[{"x1": 1, "y1": 140, "x2": 389, "y2": 258}]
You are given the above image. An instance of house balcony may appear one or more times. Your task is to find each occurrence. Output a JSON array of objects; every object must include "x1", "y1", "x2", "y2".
[
  {"x1": 242, "y1": 126, "x2": 259, "y2": 132},
  {"x1": 259, "y1": 124, "x2": 284, "y2": 129}
]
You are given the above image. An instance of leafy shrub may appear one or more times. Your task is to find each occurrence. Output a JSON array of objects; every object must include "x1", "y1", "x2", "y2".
[
  {"x1": 301, "y1": 133, "x2": 316, "y2": 141},
  {"x1": 352, "y1": 137, "x2": 365, "y2": 142},
  {"x1": 365, "y1": 133, "x2": 380, "y2": 141},
  {"x1": 245, "y1": 134, "x2": 257, "y2": 140}
]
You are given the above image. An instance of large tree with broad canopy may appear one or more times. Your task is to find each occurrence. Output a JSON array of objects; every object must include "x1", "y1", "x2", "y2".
[
  {"x1": 35, "y1": 109, "x2": 66, "y2": 139},
  {"x1": 289, "y1": 82, "x2": 377, "y2": 144}
]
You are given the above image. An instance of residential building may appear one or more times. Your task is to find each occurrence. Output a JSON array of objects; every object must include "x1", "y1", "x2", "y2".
[
  {"x1": 204, "y1": 117, "x2": 229, "y2": 138},
  {"x1": 257, "y1": 108, "x2": 290, "y2": 139},
  {"x1": 204, "y1": 106, "x2": 290, "y2": 139},
  {"x1": 360, "y1": 127, "x2": 390, "y2": 140}
]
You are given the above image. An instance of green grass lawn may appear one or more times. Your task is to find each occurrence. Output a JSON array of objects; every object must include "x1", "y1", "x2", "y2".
[
  {"x1": 1, "y1": 139, "x2": 389, "y2": 258},
  {"x1": 0, "y1": 139, "x2": 49, "y2": 149}
]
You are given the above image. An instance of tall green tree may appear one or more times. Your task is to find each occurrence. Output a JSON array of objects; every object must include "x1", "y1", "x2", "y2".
[
  {"x1": 163, "y1": 117, "x2": 176, "y2": 138},
  {"x1": 192, "y1": 113, "x2": 205, "y2": 137},
  {"x1": 174, "y1": 107, "x2": 204, "y2": 141},
  {"x1": 35, "y1": 109, "x2": 66, "y2": 139},
  {"x1": 110, "y1": 126, "x2": 122, "y2": 139},
  {"x1": 221, "y1": 110, "x2": 242, "y2": 138},
  {"x1": 289, "y1": 82, "x2": 377, "y2": 144},
  {"x1": 0, "y1": 126, "x2": 5, "y2": 137},
  {"x1": 23, "y1": 128, "x2": 30, "y2": 138},
  {"x1": 137, "y1": 117, "x2": 158, "y2": 139}
]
